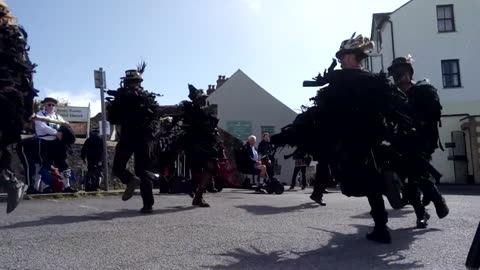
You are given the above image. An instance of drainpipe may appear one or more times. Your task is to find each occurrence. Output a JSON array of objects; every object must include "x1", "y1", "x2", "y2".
[
  {"x1": 375, "y1": 29, "x2": 385, "y2": 72},
  {"x1": 385, "y1": 18, "x2": 396, "y2": 59},
  {"x1": 380, "y1": 54, "x2": 384, "y2": 71}
]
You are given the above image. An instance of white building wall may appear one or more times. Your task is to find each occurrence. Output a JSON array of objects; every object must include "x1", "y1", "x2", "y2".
[
  {"x1": 370, "y1": 0, "x2": 480, "y2": 183},
  {"x1": 372, "y1": 0, "x2": 480, "y2": 107},
  {"x1": 207, "y1": 70, "x2": 298, "y2": 182},
  {"x1": 431, "y1": 115, "x2": 468, "y2": 183}
]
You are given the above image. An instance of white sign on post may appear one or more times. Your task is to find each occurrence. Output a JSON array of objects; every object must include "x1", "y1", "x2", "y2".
[
  {"x1": 56, "y1": 106, "x2": 90, "y2": 122},
  {"x1": 99, "y1": 121, "x2": 111, "y2": 136},
  {"x1": 94, "y1": 70, "x2": 106, "y2": 89}
]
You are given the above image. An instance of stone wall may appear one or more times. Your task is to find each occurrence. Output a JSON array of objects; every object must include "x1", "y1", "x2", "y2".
[
  {"x1": 5, "y1": 142, "x2": 132, "y2": 192},
  {"x1": 3, "y1": 127, "x2": 265, "y2": 192},
  {"x1": 66, "y1": 143, "x2": 130, "y2": 190}
]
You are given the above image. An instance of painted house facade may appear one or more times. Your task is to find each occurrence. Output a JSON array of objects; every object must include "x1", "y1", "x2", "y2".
[
  {"x1": 368, "y1": 0, "x2": 480, "y2": 183},
  {"x1": 207, "y1": 70, "x2": 299, "y2": 182}
]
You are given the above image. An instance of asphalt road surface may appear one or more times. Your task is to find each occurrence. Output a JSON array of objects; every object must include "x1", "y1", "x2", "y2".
[{"x1": 0, "y1": 188, "x2": 478, "y2": 270}]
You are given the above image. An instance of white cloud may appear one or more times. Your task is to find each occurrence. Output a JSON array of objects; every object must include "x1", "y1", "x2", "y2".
[
  {"x1": 41, "y1": 89, "x2": 102, "y2": 117},
  {"x1": 242, "y1": 0, "x2": 261, "y2": 12}
]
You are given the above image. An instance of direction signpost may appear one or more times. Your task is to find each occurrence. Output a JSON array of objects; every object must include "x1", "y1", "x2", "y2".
[{"x1": 94, "y1": 68, "x2": 109, "y2": 191}]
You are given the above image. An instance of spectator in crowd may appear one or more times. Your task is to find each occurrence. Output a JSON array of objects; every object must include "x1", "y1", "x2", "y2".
[
  {"x1": 81, "y1": 129, "x2": 104, "y2": 172},
  {"x1": 207, "y1": 141, "x2": 228, "y2": 193},
  {"x1": 81, "y1": 129, "x2": 104, "y2": 191},
  {"x1": 34, "y1": 97, "x2": 77, "y2": 193},
  {"x1": 258, "y1": 133, "x2": 273, "y2": 158},
  {"x1": 289, "y1": 152, "x2": 309, "y2": 190},
  {"x1": 19, "y1": 136, "x2": 42, "y2": 194},
  {"x1": 246, "y1": 135, "x2": 267, "y2": 182},
  {"x1": 258, "y1": 132, "x2": 276, "y2": 178}
]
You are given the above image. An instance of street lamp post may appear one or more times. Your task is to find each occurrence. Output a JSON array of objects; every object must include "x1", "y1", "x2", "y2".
[{"x1": 94, "y1": 68, "x2": 109, "y2": 191}]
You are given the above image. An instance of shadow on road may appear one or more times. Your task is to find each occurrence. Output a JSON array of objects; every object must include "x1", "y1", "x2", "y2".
[
  {"x1": 351, "y1": 208, "x2": 415, "y2": 220},
  {"x1": 437, "y1": 185, "x2": 480, "y2": 196},
  {"x1": 0, "y1": 206, "x2": 196, "y2": 229},
  {"x1": 205, "y1": 224, "x2": 440, "y2": 269},
  {"x1": 223, "y1": 197, "x2": 249, "y2": 200},
  {"x1": 236, "y1": 202, "x2": 321, "y2": 216}
]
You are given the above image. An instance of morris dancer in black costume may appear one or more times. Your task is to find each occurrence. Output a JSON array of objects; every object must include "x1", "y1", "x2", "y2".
[
  {"x1": 0, "y1": 0, "x2": 37, "y2": 213},
  {"x1": 309, "y1": 162, "x2": 329, "y2": 206},
  {"x1": 387, "y1": 55, "x2": 449, "y2": 228},
  {"x1": 107, "y1": 62, "x2": 161, "y2": 213},
  {"x1": 321, "y1": 33, "x2": 393, "y2": 243},
  {"x1": 180, "y1": 85, "x2": 220, "y2": 207},
  {"x1": 272, "y1": 33, "x2": 442, "y2": 244}
]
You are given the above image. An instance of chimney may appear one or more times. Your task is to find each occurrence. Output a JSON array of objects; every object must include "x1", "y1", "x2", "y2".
[
  {"x1": 216, "y1": 75, "x2": 228, "y2": 89},
  {"x1": 207, "y1": 84, "x2": 216, "y2": 95}
]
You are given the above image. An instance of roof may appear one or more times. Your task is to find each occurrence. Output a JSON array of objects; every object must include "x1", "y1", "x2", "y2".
[
  {"x1": 208, "y1": 69, "x2": 297, "y2": 115},
  {"x1": 370, "y1": 13, "x2": 391, "y2": 40},
  {"x1": 369, "y1": 0, "x2": 414, "y2": 39},
  {"x1": 390, "y1": 0, "x2": 414, "y2": 15}
]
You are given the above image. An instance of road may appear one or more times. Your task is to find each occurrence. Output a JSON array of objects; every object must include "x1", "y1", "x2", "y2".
[{"x1": 0, "y1": 188, "x2": 478, "y2": 270}]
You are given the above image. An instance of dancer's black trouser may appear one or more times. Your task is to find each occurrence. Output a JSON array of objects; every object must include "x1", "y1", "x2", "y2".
[{"x1": 113, "y1": 131, "x2": 154, "y2": 208}]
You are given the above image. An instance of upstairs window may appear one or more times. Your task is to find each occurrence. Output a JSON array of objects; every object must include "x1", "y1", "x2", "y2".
[
  {"x1": 437, "y1": 5, "x2": 455, "y2": 32},
  {"x1": 441, "y1": 60, "x2": 461, "y2": 88}
]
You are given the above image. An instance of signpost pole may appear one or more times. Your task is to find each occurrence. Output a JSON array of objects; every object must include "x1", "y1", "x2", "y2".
[{"x1": 95, "y1": 68, "x2": 110, "y2": 191}]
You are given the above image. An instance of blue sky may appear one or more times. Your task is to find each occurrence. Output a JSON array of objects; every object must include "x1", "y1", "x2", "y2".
[{"x1": 9, "y1": 0, "x2": 409, "y2": 115}]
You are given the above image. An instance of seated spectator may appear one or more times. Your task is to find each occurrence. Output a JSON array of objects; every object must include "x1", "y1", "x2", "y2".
[{"x1": 245, "y1": 135, "x2": 267, "y2": 180}]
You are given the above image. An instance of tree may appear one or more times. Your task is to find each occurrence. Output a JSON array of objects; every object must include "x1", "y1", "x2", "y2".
[
  {"x1": 33, "y1": 99, "x2": 41, "y2": 113},
  {"x1": 56, "y1": 98, "x2": 69, "y2": 107}
]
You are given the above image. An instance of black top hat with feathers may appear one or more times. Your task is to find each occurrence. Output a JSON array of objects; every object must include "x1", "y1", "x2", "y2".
[
  {"x1": 387, "y1": 55, "x2": 414, "y2": 76},
  {"x1": 188, "y1": 84, "x2": 207, "y2": 101},
  {"x1": 122, "y1": 60, "x2": 147, "y2": 82}
]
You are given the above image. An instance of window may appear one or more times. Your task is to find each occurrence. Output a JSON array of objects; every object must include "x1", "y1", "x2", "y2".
[
  {"x1": 261, "y1": 126, "x2": 275, "y2": 135},
  {"x1": 363, "y1": 57, "x2": 370, "y2": 71},
  {"x1": 437, "y1": 5, "x2": 455, "y2": 32},
  {"x1": 226, "y1": 121, "x2": 252, "y2": 141},
  {"x1": 441, "y1": 60, "x2": 461, "y2": 88}
]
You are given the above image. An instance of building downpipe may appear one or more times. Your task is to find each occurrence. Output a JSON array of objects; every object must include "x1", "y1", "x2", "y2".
[{"x1": 386, "y1": 17, "x2": 396, "y2": 59}]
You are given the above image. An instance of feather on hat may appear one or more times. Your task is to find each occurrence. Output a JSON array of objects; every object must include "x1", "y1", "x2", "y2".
[
  {"x1": 335, "y1": 32, "x2": 375, "y2": 58},
  {"x1": 388, "y1": 54, "x2": 414, "y2": 75},
  {"x1": 0, "y1": 0, "x2": 16, "y2": 25},
  {"x1": 122, "y1": 60, "x2": 147, "y2": 81}
]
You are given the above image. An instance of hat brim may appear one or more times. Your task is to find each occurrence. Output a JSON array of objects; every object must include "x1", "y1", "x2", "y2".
[
  {"x1": 122, "y1": 77, "x2": 143, "y2": 82},
  {"x1": 335, "y1": 49, "x2": 368, "y2": 59},
  {"x1": 387, "y1": 63, "x2": 413, "y2": 74},
  {"x1": 41, "y1": 98, "x2": 58, "y2": 104}
]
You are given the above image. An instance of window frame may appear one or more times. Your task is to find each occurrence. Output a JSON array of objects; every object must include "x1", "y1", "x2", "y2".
[
  {"x1": 441, "y1": 59, "x2": 462, "y2": 88},
  {"x1": 436, "y1": 4, "x2": 456, "y2": 33}
]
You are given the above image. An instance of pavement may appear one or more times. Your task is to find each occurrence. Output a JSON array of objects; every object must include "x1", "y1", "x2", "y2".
[{"x1": 0, "y1": 188, "x2": 478, "y2": 270}]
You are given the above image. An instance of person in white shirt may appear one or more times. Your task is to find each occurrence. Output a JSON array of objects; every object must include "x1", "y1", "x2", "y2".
[
  {"x1": 34, "y1": 97, "x2": 77, "y2": 193},
  {"x1": 246, "y1": 135, "x2": 267, "y2": 182}
]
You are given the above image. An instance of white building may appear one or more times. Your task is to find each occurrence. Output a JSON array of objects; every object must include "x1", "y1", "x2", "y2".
[
  {"x1": 207, "y1": 70, "x2": 299, "y2": 183},
  {"x1": 368, "y1": 0, "x2": 480, "y2": 184}
]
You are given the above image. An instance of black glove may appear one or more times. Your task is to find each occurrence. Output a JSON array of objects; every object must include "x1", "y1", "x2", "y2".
[{"x1": 314, "y1": 58, "x2": 337, "y2": 85}]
